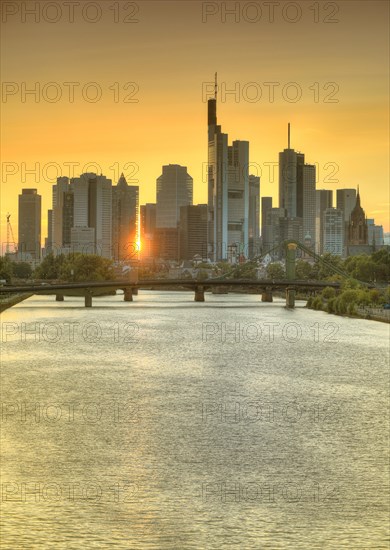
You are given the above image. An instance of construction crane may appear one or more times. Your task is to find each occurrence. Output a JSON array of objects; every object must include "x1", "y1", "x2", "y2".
[{"x1": 6, "y1": 213, "x2": 17, "y2": 255}]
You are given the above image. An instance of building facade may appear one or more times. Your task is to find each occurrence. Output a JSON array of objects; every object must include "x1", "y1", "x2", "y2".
[
  {"x1": 179, "y1": 204, "x2": 208, "y2": 260},
  {"x1": 323, "y1": 207, "x2": 344, "y2": 256},
  {"x1": 315, "y1": 189, "x2": 333, "y2": 255},
  {"x1": 112, "y1": 173, "x2": 139, "y2": 262},
  {"x1": 156, "y1": 164, "x2": 193, "y2": 229},
  {"x1": 18, "y1": 188, "x2": 41, "y2": 260}
]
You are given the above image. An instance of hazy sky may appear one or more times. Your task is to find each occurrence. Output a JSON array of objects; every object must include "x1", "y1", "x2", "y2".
[{"x1": 1, "y1": 0, "x2": 389, "y2": 244}]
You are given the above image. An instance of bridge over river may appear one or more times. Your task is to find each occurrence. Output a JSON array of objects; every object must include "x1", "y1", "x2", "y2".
[
  {"x1": 0, "y1": 278, "x2": 341, "y2": 308},
  {"x1": 1, "y1": 241, "x2": 368, "y2": 309}
]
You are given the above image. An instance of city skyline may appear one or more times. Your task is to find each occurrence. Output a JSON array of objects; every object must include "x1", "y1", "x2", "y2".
[{"x1": 1, "y1": 0, "x2": 389, "y2": 242}]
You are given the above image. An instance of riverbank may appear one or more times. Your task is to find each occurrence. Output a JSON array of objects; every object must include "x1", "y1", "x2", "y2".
[{"x1": 0, "y1": 293, "x2": 33, "y2": 313}]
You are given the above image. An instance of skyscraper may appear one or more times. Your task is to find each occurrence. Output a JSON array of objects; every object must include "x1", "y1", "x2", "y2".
[
  {"x1": 70, "y1": 173, "x2": 112, "y2": 258},
  {"x1": 45, "y1": 209, "x2": 53, "y2": 253},
  {"x1": 140, "y1": 203, "x2": 156, "y2": 260},
  {"x1": 156, "y1": 164, "x2": 193, "y2": 228},
  {"x1": 323, "y1": 207, "x2": 344, "y2": 256},
  {"x1": 261, "y1": 197, "x2": 273, "y2": 251},
  {"x1": 18, "y1": 188, "x2": 41, "y2": 260},
  {"x1": 248, "y1": 175, "x2": 260, "y2": 258},
  {"x1": 302, "y1": 164, "x2": 316, "y2": 248},
  {"x1": 52, "y1": 176, "x2": 70, "y2": 250},
  {"x1": 207, "y1": 74, "x2": 249, "y2": 262},
  {"x1": 278, "y1": 124, "x2": 315, "y2": 248},
  {"x1": 315, "y1": 189, "x2": 333, "y2": 254},
  {"x1": 179, "y1": 204, "x2": 208, "y2": 260},
  {"x1": 337, "y1": 188, "x2": 357, "y2": 251},
  {"x1": 337, "y1": 188, "x2": 357, "y2": 223},
  {"x1": 112, "y1": 173, "x2": 139, "y2": 261}
]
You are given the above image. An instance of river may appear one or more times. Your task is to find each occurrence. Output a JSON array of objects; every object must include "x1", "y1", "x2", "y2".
[{"x1": 1, "y1": 292, "x2": 389, "y2": 549}]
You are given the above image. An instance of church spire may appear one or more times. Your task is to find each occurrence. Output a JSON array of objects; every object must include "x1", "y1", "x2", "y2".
[{"x1": 356, "y1": 185, "x2": 361, "y2": 207}]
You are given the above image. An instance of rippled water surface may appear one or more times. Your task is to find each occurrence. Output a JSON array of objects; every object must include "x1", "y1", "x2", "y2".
[{"x1": 1, "y1": 292, "x2": 389, "y2": 549}]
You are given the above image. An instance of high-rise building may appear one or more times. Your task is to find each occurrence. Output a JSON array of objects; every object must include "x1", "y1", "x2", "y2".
[
  {"x1": 70, "y1": 173, "x2": 112, "y2": 258},
  {"x1": 315, "y1": 190, "x2": 333, "y2": 254},
  {"x1": 337, "y1": 189, "x2": 357, "y2": 223},
  {"x1": 279, "y1": 217, "x2": 303, "y2": 245},
  {"x1": 302, "y1": 164, "x2": 316, "y2": 248},
  {"x1": 367, "y1": 219, "x2": 384, "y2": 247},
  {"x1": 45, "y1": 209, "x2": 53, "y2": 253},
  {"x1": 279, "y1": 124, "x2": 315, "y2": 249},
  {"x1": 156, "y1": 164, "x2": 193, "y2": 228},
  {"x1": 140, "y1": 203, "x2": 156, "y2": 260},
  {"x1": 337, "y1": 188, "x2": 357, "y2": 251},
  {"x1": 62, "y1": 191, "x2": 74, "y2": 248},
  {"x1": 207, "y1": 75, "x2": 249, "y2": 262},
  {"x1": 179, "y1": 204, "x2": 208, "y2": 260},
  {"x1": 154, "y1": 228, "x2": 179, "y2": 261},
  {"x1": 18, "y1": 188, "x2": 41, "y2": 260},
  {"x1": 227, "y1": 140, "x2": 249, "y2": 262},
  {"x1": 261, "y1": 197, "x2": 272, "y2": 251},
  {"x1": 267, "y1": 207, "x2": 286, "y2": 258},
  {"x1": 323, "y1": 207, "x2": 344, "y2": 256},
  {"x1": 52, "y1": 176, "x2": 70, "y2": 250},
  {"x1": 112, "y1": 173, "x2": 139, "y2": 262},
  {"x1": 248, "y1": 175, "x2": 260, "y2": 258}
]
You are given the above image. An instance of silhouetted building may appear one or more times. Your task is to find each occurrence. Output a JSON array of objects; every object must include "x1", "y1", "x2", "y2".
[
  {"x1": 45, "y1": 209, "x2": 53, "y2": 252},
  {"x1": 302, "y1": 164, "x2": 316, "y2": 248},
  {"x1": 346, "y1": 189, "x2": 370, "y2": 256},
  {"x1": 112, "y1": 173, "x2": 139, "y2": 261},
  {"x1": 154, "y1": 227, "x2": 179, "y2": 261},
  {"x1": 179, "y1": 204, "x2": 208, "y2": 260},
  {"x1": 62, "y1": 191, "x2": 74, "y2": 248},
  {"x1": 52, "y1": 176, "x2": 70, "y2": 250},
  {"x1": 156, "y1": 164, "x2": 193, "y2": 228},
  {"x1": 248, "y1": 175, "x2": 260, "y2": 258},
  {"x1": 70, "y1": 173, "x2": 112, "y2": 258},
  {"x1": 261, "y1": 197, "x2": 272, "y2": 250},
  {"x1": 140, "y1": 203, "x2": 156, "y2": 260},
  {"x1": 315, "y1": 189, "x2": 333, "y2": 254},
  {"x1": 347, "y1": 188, "x2": 368, "y2": 246},
  {"x1": 266, "y1": 207, "x2": 286, "y2": 258},
  {"x1": 18, "y1": 188, "x2": 41, "y2": 260}
]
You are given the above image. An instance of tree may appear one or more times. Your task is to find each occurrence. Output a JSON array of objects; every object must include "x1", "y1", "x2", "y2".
[
  {"x1": 58, "y1": 253, "x2": 115, "y2": 282},
  {"x1": 322, "y1": 286, "x2": 336, "y2": 300},
  {"x1": 0, "y1": 256, "x2": 13, "y2": 282},
  {"x1": 34, "y1": 253, "x2": 66, "y2": 280},
  {"x1": 295, "y1": 260, "x2": 313, "y2": 280},
  {"x1": 266, "y1": 262, "x2": 285, "y2": 280},
  {"x1": 12, "y1": 262, "x2": 32, "y2": 279},
  {"x1": 316, "y1": 253, "x2": 343, "y2": 280}
]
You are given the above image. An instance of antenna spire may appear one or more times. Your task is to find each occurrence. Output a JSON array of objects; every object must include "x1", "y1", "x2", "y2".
[
  {"x1": 288, "y1": 122, "x2": 291, "y2": 148},
  {"x1": 214, "y1": 72, "x2": 217, "y2": 100}
]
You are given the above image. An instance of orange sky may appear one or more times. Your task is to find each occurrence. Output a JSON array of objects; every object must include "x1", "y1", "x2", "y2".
[{"x1": 1, "y1": 0, "x2": 389, "y2": 247}]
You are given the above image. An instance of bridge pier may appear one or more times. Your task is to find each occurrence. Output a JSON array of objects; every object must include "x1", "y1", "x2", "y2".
[
  {"x1": 261, "y1": 287, "x2": 273, "y2": 302},
  {"x1": 85, "y1": 292, "x2": 92, "y2": 308},
  {"x1": 286, "y1": 287, "x2": 295, "y2": 309},
  {"x1": 55, "y1": 294, "x2": 64, "y2": 302},
  {"x1": 124, "y1": 288, "x2": 133, "y2": 302},
  {"x1": 194, "y1": 286, "x2": 205, "y2": 302},
  {"x1": 132, "y1": 287, "x2": 138, "y2": 295}
]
